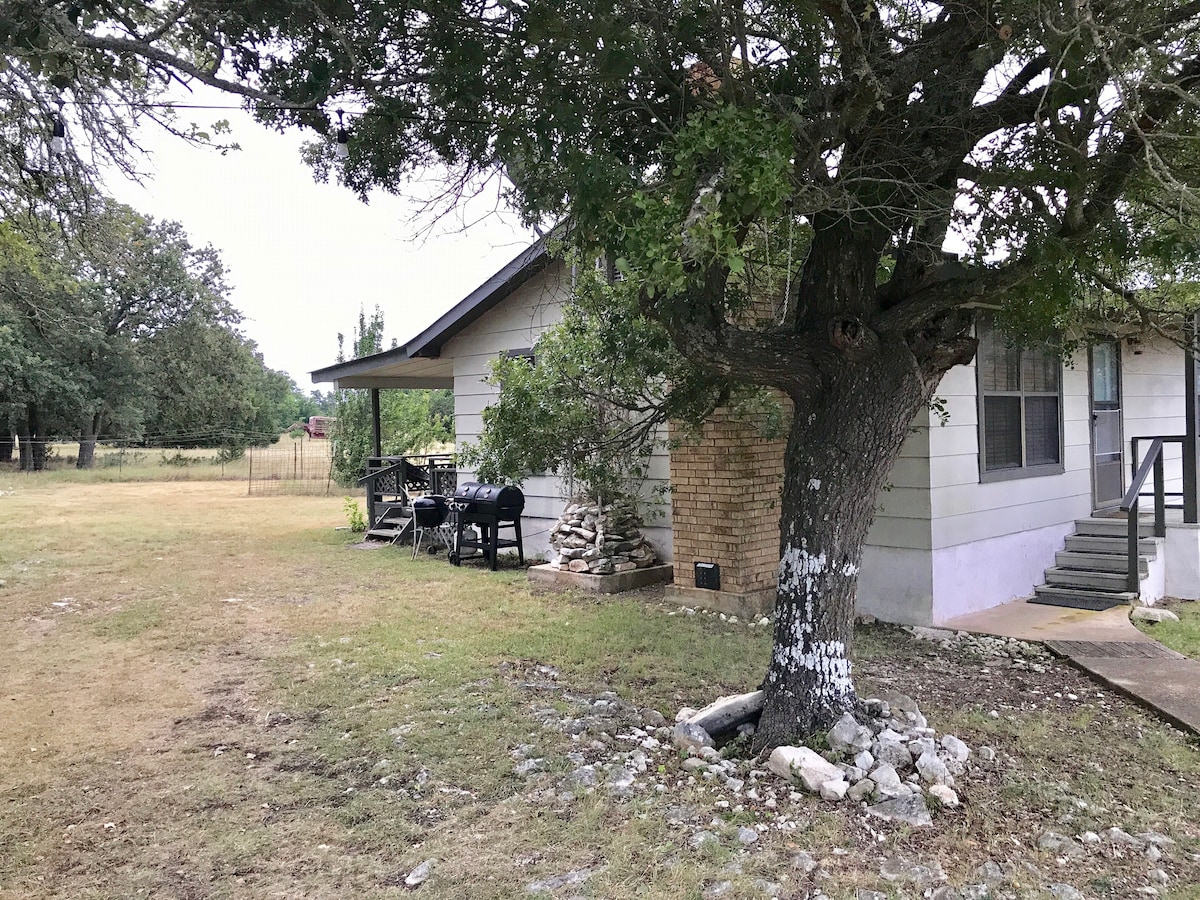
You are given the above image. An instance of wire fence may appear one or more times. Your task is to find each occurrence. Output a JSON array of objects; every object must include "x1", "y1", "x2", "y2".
[{"x1": 246, "y1": 439, "x2": 335, "y2": 496}]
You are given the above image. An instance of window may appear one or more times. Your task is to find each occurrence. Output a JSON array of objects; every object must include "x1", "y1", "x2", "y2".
[
  {"x1": 501, "y1": 348, "x2": 535, "y2": 365},
  {"x1": 977, "y1": 320, "x2": 1064, "y2": 480}
]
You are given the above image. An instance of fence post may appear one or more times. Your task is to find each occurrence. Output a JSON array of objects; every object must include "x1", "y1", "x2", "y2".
[{"x1": 247, "y1": 447, "x2": 253, "y2": 495}]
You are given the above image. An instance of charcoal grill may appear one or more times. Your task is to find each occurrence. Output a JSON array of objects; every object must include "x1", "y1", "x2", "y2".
[
  {"x1": 450, "y1": 482, "x2": 525, "y2": 570},
  {"x1": 410, "y1": 495, "x2": 454, "y2": 559}
]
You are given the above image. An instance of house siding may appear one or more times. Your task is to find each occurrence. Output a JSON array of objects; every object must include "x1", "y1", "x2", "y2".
[
  {"x1": 919, "y1": 351, "x2": 1091, "y2": 619},
  {"x1": 856, "y1": 410, "x2": 936, "y2": 625},
  {"x1": 1122, "y1": 340, "x2": 1186, "y2": 497},
  {"x1": 443, "y1": 261, "x2": 673, "y2": 560}
]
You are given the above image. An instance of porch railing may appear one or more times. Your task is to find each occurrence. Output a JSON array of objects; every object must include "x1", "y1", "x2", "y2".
[
  {"x1": 1120, "y1": 436, "x2": 1184, "y2": 593},
  {"x1": 358, "y1": 453, "x2": 456, "y2": 529}
]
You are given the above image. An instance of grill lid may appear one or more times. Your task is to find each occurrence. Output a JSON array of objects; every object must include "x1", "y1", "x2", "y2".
[{"x1": 452, "y1": 482, "x2": 524, "y2": 511}]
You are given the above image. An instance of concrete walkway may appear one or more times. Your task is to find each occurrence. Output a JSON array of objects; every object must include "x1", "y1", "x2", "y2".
[{"x1": 944, "y1": 600, "x2": 1200, "y2": 736}]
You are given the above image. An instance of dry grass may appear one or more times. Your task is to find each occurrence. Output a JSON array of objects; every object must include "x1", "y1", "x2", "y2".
[{"x1": 1, "y1": 479, "x2": 1198, "y2": 899}]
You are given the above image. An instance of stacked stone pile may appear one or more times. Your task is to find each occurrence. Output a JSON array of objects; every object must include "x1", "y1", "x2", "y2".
[
  {"x1": 673, "y1": 690, "x2": 985, "y2": 826},
  {"x1": 548, "y1": 498, "x2": 658, "y2": 575}
]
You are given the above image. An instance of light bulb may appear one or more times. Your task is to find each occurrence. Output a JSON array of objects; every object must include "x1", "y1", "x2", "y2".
[{"x1": 50, "y1": 117, "x2": 66, "y2": 156}]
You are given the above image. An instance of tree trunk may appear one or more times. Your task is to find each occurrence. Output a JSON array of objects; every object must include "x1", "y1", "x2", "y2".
[
  {"x1": 753, "y1": 332, "x2": 931, "y2": 750},
  {"x1": 77, "y1": 438, "x2": 96, "y2": 469},
  {"x1": 15, "y1": 419, "x2": 31, "y2": 471},
  {"x1": 20, "y1": 404, "x2": 47, "y2": 472},
  {"x1": 77, "y1": 413, "x2": 101, "y2": 469},
  {"x1": 0, "y1": 426, "x2": 12, "y2": 463}
]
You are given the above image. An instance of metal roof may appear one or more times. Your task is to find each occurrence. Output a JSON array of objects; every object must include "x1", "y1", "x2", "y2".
[{"x1": 310, "y1": 238, "x2": 550, "y2": 389}]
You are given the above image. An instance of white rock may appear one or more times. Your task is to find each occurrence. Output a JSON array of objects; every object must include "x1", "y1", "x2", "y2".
[
  {"x1": 673, "y1": 722, "x2": 714, "y2": 752},
  {"x1": 838, "y1": 764, "x2": 865, "y2": 783},
  {"x1": 405, "y1": 858, "x2": 436, "y2": 887},
  {"x1": 820, "y1": 779, "x2": 850, "y2": 801},
  {"x1": 868, "y1": 764, "x2": 909, "y2": 799},
  {"x1": 767, "y1": 746, "x2": 844, "y2": 793},
  {"x1": 854, "y1": 750, "x2": 875, "y2": 771},
  {"x1": 940, "y1": 734, "x2": 970, "y2": 762},
  {"x1": 866, "y1": 794, "x2": 933, "y2": 827},
  {"x1": 978, "y1": 746, "x2": 996, "y2": 762},
  {"x1": 792, "y1": 851, "x2": 818, "y2": 873},
  {"x1": 1131, "y1": 607, "x2": 1179, "y2": 623},
  {"x1": 916, "y1": 751, "x2": 951, "y2": 786},
  {"x1": 874, "y1": 732, "x2": 913, "y2": 769},
  {"x1": 848, "y1": 779, "x2": 876, "y2": 802},
  {"x1": 929, "y1": 784, "x2": 959, "y2": 807},
  {"x1": 827, "y1": 712, "x2": 873, "y2": 754},
  {"x1": 907, "y1": 737, "x2": 937, "y2": 758},
  {"x1": 675, "y1": 707, "x2": 698, "y2": 722}
]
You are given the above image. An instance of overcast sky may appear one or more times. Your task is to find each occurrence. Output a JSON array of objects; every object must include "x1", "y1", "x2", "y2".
[{"x1": 108, "y1": 96, "x2": 533, "y2": 389}]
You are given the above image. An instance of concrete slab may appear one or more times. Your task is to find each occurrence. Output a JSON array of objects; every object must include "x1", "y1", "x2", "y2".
[
  {"x1": 527, "y1": 563, "x2": 672, "y2": 594},
  {"x1": 942, "y1": 599, "x2": 1151, "y2": 644},
  {"x1": 665, "y1": 584, "x2": 774, "y2": 618},
  {"x1": 1059, "y1": 656, "x2": 1200, "y2": 736},
  {"x1": 943, "y1": 597, "x2": 1199, "y2": 737}
]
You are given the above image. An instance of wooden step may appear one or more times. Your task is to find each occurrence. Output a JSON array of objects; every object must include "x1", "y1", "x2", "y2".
[
  {"x1": 365, "y1": 526, "x2": 409, "y2": 541},
  {"x1": 1031, "y1": 585, "x2": 1137, "y2": 611},
  {"x1": 1044, "y1": 566, "x2": 1137, "y2": 592},
  {"x1": 1063, "y1": 534, "x2": 1158, "y2": 557},
  {"x1": 1054, "y1": 551, "x2": 1149, "y2": 575},
  {"x1": 1073, "y1": 517, "x2": 1156, "y2": 539}
]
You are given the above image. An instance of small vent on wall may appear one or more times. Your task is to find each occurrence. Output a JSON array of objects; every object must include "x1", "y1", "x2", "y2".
[{"x1": 695, "y1": 562, "x2": 721, "y2": 591}]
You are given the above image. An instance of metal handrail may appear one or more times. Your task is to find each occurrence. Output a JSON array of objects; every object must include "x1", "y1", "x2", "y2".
[{"x1": 1119, "y1": 436, "x2": 1180, "y2": 592}]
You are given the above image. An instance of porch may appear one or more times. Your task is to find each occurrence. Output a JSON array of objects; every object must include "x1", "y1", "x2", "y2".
[{"x1": 359, "y1": 453, "x2": 457, "y2": 543}]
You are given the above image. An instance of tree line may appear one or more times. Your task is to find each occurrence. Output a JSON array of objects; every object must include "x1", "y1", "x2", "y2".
[{"x1": 0, "y1": 199, "x2": 330, "y2": 470}]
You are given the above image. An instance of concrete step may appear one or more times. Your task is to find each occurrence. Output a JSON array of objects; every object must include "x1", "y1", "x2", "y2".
[
  {"x1": 1031, "y1": 585, "x2": 1137, "y2": 611},
  {"x1": 1063, "y1": 534, "x2": 1158, "y2": 557},
  {"x1": 1054, "y1": 551, "x2": 1149, "y2": 575},
  {"x1": 1044, "y1": 566, "x2": 1138, "y2": 592},
  {"x1": 365, "y1": 527, "x2": 407, "y2": 540},
  {"x1": 1073, "y1": 517, "x2": 1155, "y2": 539}
]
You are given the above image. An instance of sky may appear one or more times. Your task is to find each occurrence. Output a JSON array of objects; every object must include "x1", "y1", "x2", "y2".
[{"x1": 107, "y1": 96, "x2": 534, "y2": 389}]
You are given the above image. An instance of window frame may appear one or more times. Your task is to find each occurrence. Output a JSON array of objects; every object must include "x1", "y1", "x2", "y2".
[{"x1": 975, "y1": 321, "x2": 1066, "y2": 483}]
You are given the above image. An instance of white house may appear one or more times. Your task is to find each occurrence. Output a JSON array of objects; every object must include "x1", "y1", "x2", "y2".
[{"x1": 313, "y1": 239, "x2": 1200, "y2": 625}]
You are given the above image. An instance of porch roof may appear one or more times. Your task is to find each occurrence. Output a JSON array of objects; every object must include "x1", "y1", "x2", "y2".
[{"x1": 310, "y1": 238, "x2": 550, "y2": 390}]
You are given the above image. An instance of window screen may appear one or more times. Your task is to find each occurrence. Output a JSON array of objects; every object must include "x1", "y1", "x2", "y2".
[{"x1": 978, "y1": 321, "x2": 1063, "y2": 476}]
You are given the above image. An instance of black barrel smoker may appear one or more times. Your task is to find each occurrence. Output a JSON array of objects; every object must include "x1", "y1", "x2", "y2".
[{"x1": 450, "y1": 482, "x2": 525, "y2": 570}]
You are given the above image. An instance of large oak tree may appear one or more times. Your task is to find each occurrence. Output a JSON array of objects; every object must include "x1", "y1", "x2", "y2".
[{"x1": 6, "y1": 0, "x2": 1199, "y2": 746}]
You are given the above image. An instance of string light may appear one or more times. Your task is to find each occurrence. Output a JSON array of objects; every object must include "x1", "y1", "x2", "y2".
[
  {"x1": 334, "y1": 108, "x2": 349, "y2": 159},
  {"x1": 50, "y1": 103, "x2": 66, "y2": 156}
]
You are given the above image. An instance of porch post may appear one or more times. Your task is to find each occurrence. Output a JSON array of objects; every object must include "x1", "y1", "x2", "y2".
[
  {"x1": 1185, "y1": 314, "x2": 1198, "y2": 524},
  {"x1": 370, "y1": 388, "x2": 382, "y2": 458}
]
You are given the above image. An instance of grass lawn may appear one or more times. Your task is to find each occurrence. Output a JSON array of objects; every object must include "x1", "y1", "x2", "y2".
[
  {"x1": 1135, "y1": 600, "x2": 1200, "y2": 660},
  {"x1": 1, "y1": 475, "x2": 1198, "y2": 899}
]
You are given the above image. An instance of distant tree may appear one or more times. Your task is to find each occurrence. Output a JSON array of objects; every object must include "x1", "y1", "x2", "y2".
[
  {"x1": 329, "y1": 308, "x2": 455, "y2": 486},
  {"x1": 63, "y1": 201, "x2": 239, "y2": 465},
  {"x1": 1, "y1": 205, "x2": 299, "y2": 464},
  {"x1": 329, "y1": 307, "x2": 386, "y2": 486},
  {"x1": 138, "y1": 320, "x2": 294, "y2": 451},
  {"x1": 0, "y1": 222, "x2": 85, "y2": 470}
]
